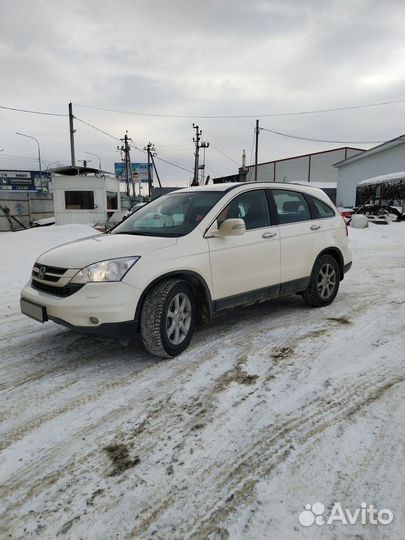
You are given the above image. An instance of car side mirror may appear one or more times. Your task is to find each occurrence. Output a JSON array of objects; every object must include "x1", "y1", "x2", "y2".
[{"x1": 210, "y1": 218, "x2": 246, "y2": 237}]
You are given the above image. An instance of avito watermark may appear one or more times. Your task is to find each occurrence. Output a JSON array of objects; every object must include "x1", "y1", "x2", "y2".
[{"x1": 299, "y1": 502, "x2": 393, "y2": 527}]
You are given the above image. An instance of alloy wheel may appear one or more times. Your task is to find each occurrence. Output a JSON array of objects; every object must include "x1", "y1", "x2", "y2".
[
  {"x1": 166, "y1": 292, "x2": 192, "y2": 345},
  {"x1": 317, "y1": 263, "x2": 337, "y2": 299}
]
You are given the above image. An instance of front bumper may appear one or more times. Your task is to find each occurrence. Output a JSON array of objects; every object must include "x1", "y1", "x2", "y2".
[
  {"x1": 49, "y1": 316, "x2": 138, "y2": 340},
  {"x1": 20, "y1": 280, "x2": 142, "y2": 328}
]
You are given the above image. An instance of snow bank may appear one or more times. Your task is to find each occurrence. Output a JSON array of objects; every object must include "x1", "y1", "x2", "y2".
[{"x1": 1, "y1": 224, "x2": 99, "y2": 303}]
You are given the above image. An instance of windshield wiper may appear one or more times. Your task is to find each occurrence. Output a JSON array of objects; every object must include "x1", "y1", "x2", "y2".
[{"x1": 113, "y1": 231, "x2": 155, "y2": 236}]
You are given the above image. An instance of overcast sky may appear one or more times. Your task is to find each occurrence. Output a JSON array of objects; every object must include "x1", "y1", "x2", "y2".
[{"x1": 0, "y1": 0, "x2": 404, "y2": 186}]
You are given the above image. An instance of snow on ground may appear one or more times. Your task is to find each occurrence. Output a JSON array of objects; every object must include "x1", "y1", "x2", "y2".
[{"x1": 0, "y1": 223, "x2": 404, "y2": 540}]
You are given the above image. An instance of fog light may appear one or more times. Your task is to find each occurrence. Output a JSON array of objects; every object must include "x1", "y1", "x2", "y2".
[{"x1": 90, "y1": 316, "x2": 99, "y2": 324}]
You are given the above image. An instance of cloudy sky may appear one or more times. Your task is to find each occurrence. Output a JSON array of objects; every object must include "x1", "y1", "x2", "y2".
[{"x1": 0, "y1": 0, "x2": 404, "y2": 186}]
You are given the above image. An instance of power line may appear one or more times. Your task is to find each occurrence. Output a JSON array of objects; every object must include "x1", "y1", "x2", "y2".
[
  {"x1": 75, "y1": 116, "x2": 193, "y2": 174},
  {"x1": 74, "y1": 116, "x2": 122, "y2": 142},
  {"x1": 260, "y1": 127, "x2": 384, "y2": 144},
  {"x1": 149, "y1": 150, "x2": 193, "y2": 174},
  {"x1": 205, "y1": 165, "x2": 223, "y2": 177},
  {"x1": 0, "y1": 105, "x2": 67, "y2": 117},
  {"x1": 73, "y1": 98, "x2": 405, "y2": 119},
  {"x1": 210, "y1": 143, "x2": 240, "y2": 166},
  {"x1": 1, "y1": 98, "x2": 403, "y2": 122},
  {"x1": 126, "y1": 141, "x2": 192, "y2": 173}
]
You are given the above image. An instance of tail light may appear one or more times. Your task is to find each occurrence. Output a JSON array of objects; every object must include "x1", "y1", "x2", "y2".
[{"x1": 340, "y1": 213, "x2": 348, "y2": 236}]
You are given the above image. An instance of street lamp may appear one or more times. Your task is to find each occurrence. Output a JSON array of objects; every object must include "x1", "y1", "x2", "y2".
[
  {"x1": 84, "y1": 151, "x2": 102, "y2": 171},
  {"x1": 16, "y1": 132, "x2": 42, "y2": 175},
  {"x1": 78, "y1": 159, "x2": 91, "y2": 167},
  {"x1": 41, "y1": 160, "x2": 60, "y2": 171}
]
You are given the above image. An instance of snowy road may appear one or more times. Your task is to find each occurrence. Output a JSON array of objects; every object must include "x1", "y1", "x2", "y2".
[{"x1": 1, "y1": 224, "x2": 404, "y2": 540}]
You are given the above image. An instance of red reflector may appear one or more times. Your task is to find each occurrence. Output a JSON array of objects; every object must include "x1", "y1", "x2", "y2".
[
  {"x1": 342, "y1": 215, "x2": 348, "y2": 236},
  {"x1": 338, "y1": 210, "x2": 349, "y2": 236}
]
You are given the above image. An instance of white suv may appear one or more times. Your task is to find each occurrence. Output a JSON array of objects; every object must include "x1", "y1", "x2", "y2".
[{"x1": 20, "y1": 182, "x2": 352, "y2": 358}]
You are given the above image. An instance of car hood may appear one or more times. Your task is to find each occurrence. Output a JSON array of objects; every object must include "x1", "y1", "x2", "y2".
[{"x1": 37, "y1": 233, "x2": 178, "y2": 268}]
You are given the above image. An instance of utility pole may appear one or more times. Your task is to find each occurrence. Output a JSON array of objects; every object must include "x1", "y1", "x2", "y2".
[
  {"x1": 192, "y1": 124, "x2": 201, "y2": 187},
  {"x1": 117, "y1": 132, "x2": 134, "y2": 197},
  {"x1": 200, "y1": 143, "x2": 208, "y2": 185},
  {"x1": 144, "y1": 142, "x2": 156, "y2": 197},
  {"x1": 68, "y1": 102, "x2": 76, "y2": 167},
  {"x1": 151, "y1": 154, "x2": 162, "y2": 188},
  {"x1": 254, "y1": 119, "x2": 259, "y2": 182},
  {"x1": 191, "y1": 124, "x2": 209, "y2": 186}
]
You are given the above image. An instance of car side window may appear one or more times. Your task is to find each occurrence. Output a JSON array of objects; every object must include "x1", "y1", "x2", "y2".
[
  {"x1": 272, "y1": 189, "x2": 312, "y2": 224},
  {"x1": 217, "y1": 190, "x2": 271, "y2": 230},
  {"x1": 308, "y1": 196, "x2": 335, "y2": 218}
]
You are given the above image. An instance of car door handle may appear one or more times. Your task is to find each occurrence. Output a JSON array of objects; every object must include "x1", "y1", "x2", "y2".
[
  {"x1": 262, "y1": 232, "x2": 277, "y2": 238},
  {"x1": 310, "y1": 225, "x2": 321, "y2": 231}
]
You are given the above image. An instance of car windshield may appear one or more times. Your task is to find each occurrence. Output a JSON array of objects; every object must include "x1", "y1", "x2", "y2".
[{"x1": 111, "y1": 191, "x2": 223, "y2": 237}]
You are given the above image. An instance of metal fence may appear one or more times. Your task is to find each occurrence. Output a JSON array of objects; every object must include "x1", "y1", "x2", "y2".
[{"x1": 0, "y1": 192, "x2": 54, "y2": 231}]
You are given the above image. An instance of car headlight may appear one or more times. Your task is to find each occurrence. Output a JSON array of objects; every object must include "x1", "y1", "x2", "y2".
[{"x1": 71, "y1": 257, "x2": 140, "y2": 284}]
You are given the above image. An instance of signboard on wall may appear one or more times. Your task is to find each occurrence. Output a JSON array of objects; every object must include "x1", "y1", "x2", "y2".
[
  {"x1": 114, "y1": 162, "x2": 152, "y2": 183},
  {"x1": 0, "y1": 170, "x2": 51, "y2": 192}
]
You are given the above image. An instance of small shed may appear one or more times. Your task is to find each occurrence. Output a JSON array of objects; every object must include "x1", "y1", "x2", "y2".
[
  {"x1": 334, "y1": 135, "x2": 405, "y2": 207},
  {"x1": 356, "y1": 171, "x2": 405, "y2": 208},
  {"x1": 51, "y1": 166, "x2": 121, "y2": 226}
]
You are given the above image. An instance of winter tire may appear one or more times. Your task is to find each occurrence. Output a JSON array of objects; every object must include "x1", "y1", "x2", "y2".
[
  {"x1": 140, "y1": 279, "x2": 196, "y2": 358},
  {"x1": 303, "y1": 254, "x2": 340, "y2": 307}
]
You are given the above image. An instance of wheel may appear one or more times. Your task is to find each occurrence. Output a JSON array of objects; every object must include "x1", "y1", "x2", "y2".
[
  {"x1": 302, "y1": 254, "x2": 340, "y2": 307},
  {"x1": 140, "y1": 279, "x2": 196, "y2": 358}
]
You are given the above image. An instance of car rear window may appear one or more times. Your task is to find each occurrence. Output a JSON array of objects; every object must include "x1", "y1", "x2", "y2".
[
  {"x1": 271, "y1": 189, "x2": 312, "y2": 224},
  {"x1": 308, "y1": 196, "x2": 335, "y2": 218}
]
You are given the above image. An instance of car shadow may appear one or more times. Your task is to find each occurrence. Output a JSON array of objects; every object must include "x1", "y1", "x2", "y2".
[{"x1": 6, "y1": 293, "x2": 322, "y2": 377}]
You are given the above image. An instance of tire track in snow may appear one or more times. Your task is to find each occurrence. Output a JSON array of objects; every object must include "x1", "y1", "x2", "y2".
[
  {"x1": 0, "y1": 298, "x2": 314, "y2": 452},
  {"x1": 125, "y1": 371, "x2": 403, "y2": 539}
]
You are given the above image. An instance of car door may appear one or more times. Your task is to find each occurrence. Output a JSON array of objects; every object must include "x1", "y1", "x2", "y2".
[
  {"x1": 306, "y1": 194, "x2": 341, "y2": 239},
  {"x1": 206, "y1": 189, "x2": 281, "y2": 304},
  {"x1": 270, "y1": 188, "x2": 324, "y2": 286}
]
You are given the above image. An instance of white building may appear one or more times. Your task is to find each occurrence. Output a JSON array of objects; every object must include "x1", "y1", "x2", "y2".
[
  {"x1": 334, "y1": 135, "x2": 405, "y2": 207},
  {"x1": 51, "y1": 167, "x2": 121, "y2": 226},
  {"x1": 247, "y1": 147, "x2": 364, "y2": 184}
]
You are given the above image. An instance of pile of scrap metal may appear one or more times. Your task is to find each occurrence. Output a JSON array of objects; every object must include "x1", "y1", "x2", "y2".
[
  {"x1": 349, "y1": 204, "x2": 404, "y2": 225},
  {"x1": 355, "y1": 172, "x2": 405, "y2": 223},
  {"x1": 0, "y1": 205, "x2": 27, "y2": 231}
]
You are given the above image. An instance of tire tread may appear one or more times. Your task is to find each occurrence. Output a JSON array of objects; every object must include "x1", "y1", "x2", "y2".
[
  {"x1": 140, "y1": 279, "x2": 185, "y2": 358},
  {"x1": 303, "y1": 254, "x2": 339, "y2": 307}
]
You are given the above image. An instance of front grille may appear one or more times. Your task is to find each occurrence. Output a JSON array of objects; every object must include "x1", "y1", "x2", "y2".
[
  {"x1": 39, "y1": 265, "x2": 67, "y2": 275},
  {"x1": 34, "y1": 273, "x2": 60, "y2": 282},
  {"x1": 32, "y1": 264, "x2": 68, "y2": 283},
  {"x1": 31, "y1": 279, "x2": 84, "y2": 298}
]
